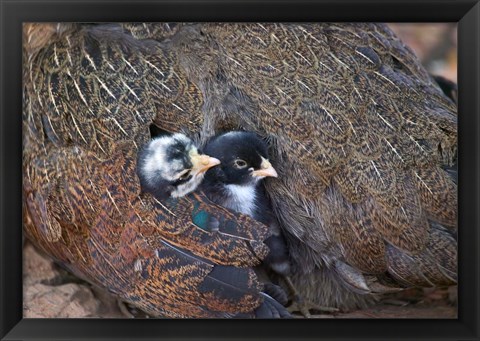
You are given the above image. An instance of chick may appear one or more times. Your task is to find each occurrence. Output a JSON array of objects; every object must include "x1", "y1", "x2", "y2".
[
  {"x1": 138, "y1": 131, "x2": 290, "y2": 318},
  {"x1": 201, "y1": 132, "x2": 291, "y2": 284},
  {"x1": 137, "y1": 133, "x2": 220, "y2": 199}
]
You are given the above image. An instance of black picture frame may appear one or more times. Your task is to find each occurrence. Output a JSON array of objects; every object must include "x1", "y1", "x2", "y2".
[{"x1": 1, "y1": 0, "x2": 479, "y2": 340}]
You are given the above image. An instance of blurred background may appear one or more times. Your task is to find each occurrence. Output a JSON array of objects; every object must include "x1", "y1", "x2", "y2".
[{"x1": 388, "y1": 23, "x2": 457, "y2": 82}]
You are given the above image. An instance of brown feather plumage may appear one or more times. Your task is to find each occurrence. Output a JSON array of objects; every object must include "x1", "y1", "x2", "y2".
[{"x1": 23, "y1": 22, "x2": 457, "y2": 316}]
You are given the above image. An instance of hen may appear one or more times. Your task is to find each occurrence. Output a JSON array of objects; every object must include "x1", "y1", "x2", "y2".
[{"x1": 23, "y1": 22, "x2": 457, "y2": 316}]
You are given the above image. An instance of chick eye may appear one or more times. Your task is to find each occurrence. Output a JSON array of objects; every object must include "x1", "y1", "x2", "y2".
[
  {"x1": 233, "y1": 159, "x2": 248, "y2": 169},
  {"x1": 178, "y1": 170, "x2": 191, "y2": 180}
]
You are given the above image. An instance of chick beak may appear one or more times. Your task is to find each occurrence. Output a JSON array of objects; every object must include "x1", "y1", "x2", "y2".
[
  {"x1": 252, "y1": 157, "x2": 278, "y2": 178},
  {"x1": 191, "y1": 154, "x2": 221, "y2": 175}
]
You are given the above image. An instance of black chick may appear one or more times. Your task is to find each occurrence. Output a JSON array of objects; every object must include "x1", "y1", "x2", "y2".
[
  {"x1": 201, "y1": 131, "x2": 292, "y2": 286},
  {"x1": 137, "y1": 132, "x2": 220, "y2": 199}
]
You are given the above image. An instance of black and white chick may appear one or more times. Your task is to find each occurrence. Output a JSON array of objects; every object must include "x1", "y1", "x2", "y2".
[
  {"x1": 201, "y1": 131, "x2": 292, "y2": 291},
  {"x1": 137, "y1": 131, "x2": 290, "y2": 318},
  {"x1": 137, "y1": 133, "x2": 220, "y2": 200}
]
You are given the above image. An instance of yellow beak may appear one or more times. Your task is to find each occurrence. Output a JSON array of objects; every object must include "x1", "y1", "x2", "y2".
[
  {"x1": 252, "y1": 157, "x2": 278, "y2": 178},
  {"x1": 191, "y1": 153, "x2": 221, "y2": 175}
]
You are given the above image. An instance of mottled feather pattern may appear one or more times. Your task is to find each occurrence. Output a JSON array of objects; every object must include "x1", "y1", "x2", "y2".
[
  {"x1": 23, "y1": 22, "x2": 457, "y2": 315},
  {"x1": 23, "y1": 140, "x2": 270, "y2": 317},
  {"x1": 23, "y1": 23, "x2": 270, "y2": 315},
  {"x1": 192, "y1": 23, "x2": 456, "y2": 305}
]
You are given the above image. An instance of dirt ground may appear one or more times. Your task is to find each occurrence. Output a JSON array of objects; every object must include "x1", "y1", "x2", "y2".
[
  {"x1": 23, "y1": 241, "x2": 125, "y2": 318},
  {"x1": 311, "y1": 287, "x2": 457, "y2": 319}
]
